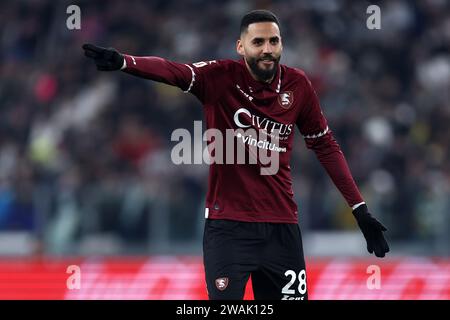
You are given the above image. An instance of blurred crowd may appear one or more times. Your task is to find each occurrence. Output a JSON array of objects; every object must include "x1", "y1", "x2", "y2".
[{"x1": 0, "y1": 0, "x2": 449, "y2": 255}]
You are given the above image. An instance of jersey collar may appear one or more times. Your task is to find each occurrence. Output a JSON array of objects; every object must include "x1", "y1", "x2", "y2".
[{"x1": 239, "y1": 58, "x2": 281, "y2": 94}]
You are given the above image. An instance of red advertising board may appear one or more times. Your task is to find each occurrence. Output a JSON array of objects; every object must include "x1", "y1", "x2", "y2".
[{"x1": 0, "y1": 257, "x2": 448, "y2": 300}]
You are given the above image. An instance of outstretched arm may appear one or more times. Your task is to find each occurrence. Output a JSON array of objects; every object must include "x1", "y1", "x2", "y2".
[{"x1": 82, "y1": 43, "x2": 193, "y2": 91}]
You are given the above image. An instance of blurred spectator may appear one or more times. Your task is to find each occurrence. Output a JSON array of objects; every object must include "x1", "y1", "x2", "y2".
[{"x1": 0, "y1": 0, "x2": 449, "y2": 255}]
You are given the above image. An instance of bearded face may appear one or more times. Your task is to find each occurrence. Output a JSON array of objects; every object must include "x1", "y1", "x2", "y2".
[
  {"x1": 237, "y1": 22, "x2": 283, "y2": 83},
  {"x1": 245, "y1": 53, "x2": 280, "y2": 82}
]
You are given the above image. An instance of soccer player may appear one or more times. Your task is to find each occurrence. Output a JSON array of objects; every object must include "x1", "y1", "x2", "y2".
[{"x1": 83, "y1": 10, "x2": 389, "y2": 300}]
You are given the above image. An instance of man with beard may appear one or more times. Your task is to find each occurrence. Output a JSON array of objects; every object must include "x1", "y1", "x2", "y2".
[{"x1": 83, "y1": 10, "x2": 389, "y2": 300}]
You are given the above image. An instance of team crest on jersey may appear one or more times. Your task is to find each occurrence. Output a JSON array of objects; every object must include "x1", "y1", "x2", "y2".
[
  {"x1": 215, "y1": 277, "x2": 229, "y2": 291},
  {"x1": 278, "y1": 91, "x2": 294, "y2": 109}
]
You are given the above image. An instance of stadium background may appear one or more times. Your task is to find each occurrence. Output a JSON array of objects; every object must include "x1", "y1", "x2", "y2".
[{"x1": 0, "y1": 0, "x2": 449, "y2": 299}]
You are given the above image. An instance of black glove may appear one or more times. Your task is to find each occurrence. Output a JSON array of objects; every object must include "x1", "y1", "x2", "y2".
[
  {"x1": 353, "y1": 204, "x2": 390, "y2": 258},
  {"x1": 82, "y1": 44, "x2": 124, "y2": 71}
]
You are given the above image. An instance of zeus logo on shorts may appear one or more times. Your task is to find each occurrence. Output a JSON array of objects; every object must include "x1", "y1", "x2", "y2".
[
  {"x1": 215, "y1": 277, "x2": 229, "y2": 291},
  {"x1": 282, "y1": 295, "x2": 304, "y2": 300}
]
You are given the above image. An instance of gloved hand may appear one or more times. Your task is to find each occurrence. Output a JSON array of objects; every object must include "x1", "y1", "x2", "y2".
[
  {"x1": 353, "y1": 204, "x2": 390, "y2": 258},
  {"x1": 82, "y1": 44, "x2": 124, "y2": 71}
]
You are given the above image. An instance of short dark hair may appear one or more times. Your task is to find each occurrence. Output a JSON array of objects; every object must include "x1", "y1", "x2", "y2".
[{"x1": 240, "y1": 10, "x2": 280, "y2": 35}]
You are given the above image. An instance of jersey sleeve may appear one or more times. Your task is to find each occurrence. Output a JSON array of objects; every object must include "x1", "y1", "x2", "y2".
[
  {"x1": 122, "y1": 55, "x2": 192, "y2": 90},
  {"x1": 296, "y1": 75, "x2": 329, "y2": 140},
  {"x1": 296, "y1": 73, "x2": 364, "y2": 208},
  {"x1": 122, "y1": 55, "x2": 224, "y2": 104},
  {"x1": 183, "y1": 60, "x2": 226, "y2": 103}
]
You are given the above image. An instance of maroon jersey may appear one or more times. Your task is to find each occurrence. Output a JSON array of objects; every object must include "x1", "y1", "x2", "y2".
[{"x1": 122, "y1": 55, "x2": 364, "y2": 223}]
